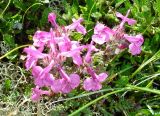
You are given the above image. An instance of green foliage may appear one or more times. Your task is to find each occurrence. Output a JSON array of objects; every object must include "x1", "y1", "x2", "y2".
[{"x1": 0, "y1": 0, "x2": 160, "y2": 115}]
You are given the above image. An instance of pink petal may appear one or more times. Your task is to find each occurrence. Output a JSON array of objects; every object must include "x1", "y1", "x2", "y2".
[
  {"x1": 76, "y1": 24, "x2": 87, "y2": 35},
  {"x1": 69, "y1": 74, "x2": 80, "y2": 88},
  {"x1": 51, "y1": 79, "x2": 63, "y2": 93},
  {"x1": 31, "y1": 87, "x2": 41, "y2": 101},
  {"x1": 116, "y1": 12, "x2": 124, "y2": 19},
  {"x1": 65, "y1": 18, "x2": 86, "y2": 35},
  {"x1": 83, "y1": 78, "x2": 102, "y2": 91},
  {"x1": 61, "y1": 80, "x2": 72, "y2": 93},
  {"x1": 25, "y1": 56, "x2": 37, "y2": 70},
  {"x1": 72, "y1": 53, "x2": 83, "y2": 66},
  {"x1": 92, "y1": 34, "x2": 107, "y2": 44},
  {"x1": 24, "y1": 47, "x2": 47, "y2": 59},
  {"x1": 39, "y1": 60, "x2": 54, "y2": 78},
  {"x1": 97, "y1": 73, "x2": 108, "y2": 82},
  {"x1": 31, "y1": 87, "x2": 50, "y2": 101},
  {"x1": 83, "y1": 78, "x2": 94, "y2": 91},
  {"x1": 33, "y1": 31, "x2": 51, "y2": 47},
  {"x1": 129, "y1": 43, "x2": 141, "y2": 55},
  {"x1": 32, "y1": 66, "x2": 43, "y2": 77},
  {"x1": 126, "y1": 18, "x2": 137, "y2": 25},
  {"x1": 124, "y1": 34, "x2": 144, "y2": 46},
  {"x1": 116, "y1": 11, "x2": 136, "y2": 26},
  {"x1": 48, "y1": 13, "x2": 58, "y2": 27},
  {"x1": 94, "y1": 23, "x2": 105, "y2": 34}
]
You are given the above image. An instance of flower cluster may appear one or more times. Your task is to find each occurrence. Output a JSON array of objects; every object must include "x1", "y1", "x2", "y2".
[
  {"x1": 92, "y1": 10, "x2": 144, "y2": 55},
  {"x1": 24, "y1": 10, "x2": 144, "y2": 101}
]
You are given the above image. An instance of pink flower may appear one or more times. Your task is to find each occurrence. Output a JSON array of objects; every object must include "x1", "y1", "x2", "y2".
[
  {"x1": 124, "y1": 34, "x2": 144, "y2": 46},
  {"x1": 60, "y1": 45, "x2": 86, "y2": 66},
  {"x1": 84, "y1": 41, "x2": 98, "y2": 63},
  {"x1": 31, "y1": 86, "x2": 50, "y2": 101},
  {"x1": 129, "y1": 43, "x2": 141, "y2": 55},
  {"x1": 33, "y1": 31, "x2": 51, "y2": 47},
  {"x1": 66, "y1": 18, "x2": 86, "y2": 35},
  {"x1": 92, "y1": 23, "x2": 114, "y2": 44},
  {"x1": 25, "y1": 56, "x2": 37, "y2": 70},
  {"x1": 83, "y1": 67, "x2": 108, "y2": 91},
  {"x1": 24, "y1": 46, "x2": 47, "y2": 59},
  {"x1": 51, "y1": 67, "x2": 80, "y2": 93},
  {"x1": 58, "y1": 34, "x2": 72, "y2": 52},
  {"x1": 23, "y1": 46, "x2": 47, "y2": 70},
  {"x1": 48, "y1": 13, "x2": 58, "y2": 28},
  {"x1": 124, "y1": 34, "x2": 144, "y2": 55},
  {"x1": 32, "y1": 65, "x2": 55, "y2": 87},
  {"x1": 116, "y1": 10, "x2": 136, "y2": 28}
]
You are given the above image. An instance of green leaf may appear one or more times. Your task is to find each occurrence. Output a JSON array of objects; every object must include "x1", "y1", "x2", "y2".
[
  {"x1": 4, "y1": 79, "x2": 11, "y2": 90},
  {"x1": 3, "y1": 34, "x2": 15, "y2": 47},
  {"x1": 13, "y1": 0, "x2": 25, "y2": 11},
  {"x1": 40, "y1": 7, "x2": 53, "y2": 27},
  {"x1": 91, "y1": 12, "x2": 102, "y2": 19}
]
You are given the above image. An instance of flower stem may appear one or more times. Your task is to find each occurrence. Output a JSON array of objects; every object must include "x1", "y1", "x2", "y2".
[
  {"x1": 0, "y1": 44, "x2": 31, "y2": 60},
  {"x1": 0, "y1": 0, "x2": 12, "y2": 17}
]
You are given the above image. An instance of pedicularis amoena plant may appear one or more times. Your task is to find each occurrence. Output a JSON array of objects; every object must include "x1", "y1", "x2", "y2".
[{"x1": 24, "y1": 10, "x2": 144, "y2": 101}]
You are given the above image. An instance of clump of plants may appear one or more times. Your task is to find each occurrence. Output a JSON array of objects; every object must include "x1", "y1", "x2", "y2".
[{"x1": 23, "y1": 10, "x2": 144, "y2": 101}]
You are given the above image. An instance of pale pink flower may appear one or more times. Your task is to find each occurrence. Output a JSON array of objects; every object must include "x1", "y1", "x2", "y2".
[
  {"x1": 24, "y1": 46, "x2": 47, "y2": 70},
  {"x1": 124, "y1": 34, "x2": 144, "y2": 55},
  {"x1": 32, "y1": 65, "x2": 55, "y2": 87},
  {"x1": 51, "y1": 67, "x2": 80, "y2": 93},
  {"x1": 83, "y1": 67, "x2": 108, "y2": 91},
  {"x1": 60, "y1": 45, "x2": 86, "y2": 66},
  {"x1": 116, "y1": 10, "x2": 136, "y2": 28},
  {"x1": 66, "y1": 18, "x2": 86, "y2": 35},
  {"x1": 31, "y1": 86, "x2": 50, "y2": 101},
  {"x1": 33, "y1": 31, "x2": 51, "y2": 47},
  {"x1": 129, "y1": 43, "x2": 141, "y2": 55},
  {"x1": 84, "y1": 41, "x2": 98, "y2": 63},
  {"x1": 92, "y1": 23, "x2": 114, "y2": 44}
]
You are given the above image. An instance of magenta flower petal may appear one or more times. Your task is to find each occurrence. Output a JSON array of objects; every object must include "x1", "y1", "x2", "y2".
[
  {"x1": 84, "y1": 41, "x2": 98, "y2": 63},
  {"x1": 48, "y1": 13, "x2": 58, "y2": 28},
  {"x1": 55, "y1": 67, "x2": 80, "y2": 93},
  {"x1": 32, "y1": 66, "x2": 42, "y2": 77},
  {"x1": 58, "y1": 35, "x2": 72, "y2": 52},
  {"x1": 25, "y1": 56, "x2": 37, "y2": 70},
  {"x1": 124, "y1": 34, "x2": 144, "y2": 46},
  {"x1": 97, "y1": 73, "x2": 108, "y2": 82},
  {"x1": 92, "y1": 34, "x2": 107, "y2": 44},
  {"x1": 32, "y1": 66, "x2": 55, "y2": 87},
  {"x1": 84, "y1": 66, "x2": 107, "y2": 91},
  {"x1": 83, "y1": 78, "x2": 102, "y2": 91},
  {"x1": 94, "y1": 23, "x2": 105, "y2": 33},
  {"x1": 129, "y1": 43, "x2": 141, "y2": 55},
  {"x1": 92, "y1": 23, "x2": 113, "y2": 44},
  {"x1": 76, "y1": 24, "x2": 87, "y2": 35},
  {"x1": 24, "y1": 46, "x2": 47, "y2": 59},
  {"x1": 116, "y1": 10, "x2": 136, "y2": 26},
  {"x1": 31, "y1": 86, "x2": 50, "y2": 101},
  {"x1": 66, "y1": 18, "x2": 86, "y2": 35},
  {"x1": 60, "y1": 48, "x2": 83, "y2": 66},
  {"x1": 61, "y1": 79, "x2": 73, "y2": 93},
  {"x1": 69, "y1": 74, "x2": 80, "y2": 88},
  {"x1": 51, "y1": 79, "x2": 63, "y2": 93},
  {"x1": 33, "y1": 31, "x2": 51, "y2": 47},
  {"x1": 72, "y1": 53, "x2": 83, "y2": 66},
  {"x1": 39, "y1": 60, "x2": 54, "y2": 78}
]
